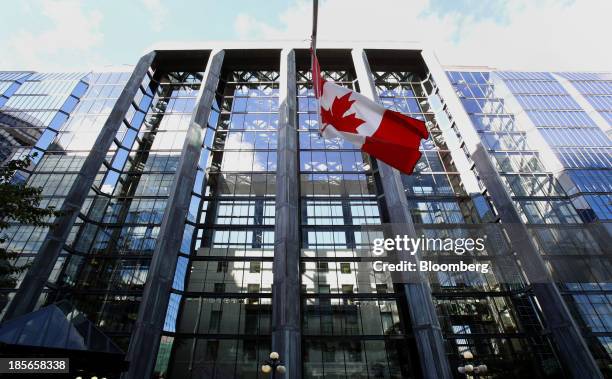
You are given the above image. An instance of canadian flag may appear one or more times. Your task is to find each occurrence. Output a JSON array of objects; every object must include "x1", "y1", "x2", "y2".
[{"x1": 312, "y1": 51, "x2": 428, "y2": 174}]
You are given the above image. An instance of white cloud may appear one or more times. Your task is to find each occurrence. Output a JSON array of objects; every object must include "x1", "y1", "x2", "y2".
[
  {"x1": 222, "y1": 133, "x2": 267, "y2": 171},
  {"x1": 140, "y1": 0, "x2": 167, "y2": 33},
  {"x1": 234, "y1": 14, "x2": 254, "y2": 39},
  {"x1": 233, "y1": 0, "x2": 612, "y2": 71},
  {"x1": 234, "y1": 13, "x2": 281, "y2": 40},
  {"x1": 0, "y1": 0, "x2": 105, "y2": 71}
]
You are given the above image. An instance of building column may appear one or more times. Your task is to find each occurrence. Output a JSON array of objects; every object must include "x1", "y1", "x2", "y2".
[
  {"x1": 422, "y1": 50, "x2": 603, "y2": 379},
  {"x1": 3, "y1": 51, "x2": 157, "y2": 321},
  {"x1": 123, "y1": 50, "x2": 224, "y2": 379},
  {"x1": 351, "y1": 48, "x2": 453, "y2": 379},
  {"x1": 272, "y1": 48, "x2": 301, "y2": 379}
]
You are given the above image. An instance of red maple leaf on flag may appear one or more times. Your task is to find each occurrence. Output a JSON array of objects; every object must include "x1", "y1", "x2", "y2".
[{"x1": 321, "y1": 92, "x2": 365, "y2": 134}]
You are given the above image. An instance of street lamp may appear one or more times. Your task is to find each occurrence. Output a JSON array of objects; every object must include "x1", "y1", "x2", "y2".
[
  {"x1": 261, "y1": 352, "x2": 286, "y2": 378},
  {"x1": 457, "y1": 350, "x2": 487, "y2": 378}
]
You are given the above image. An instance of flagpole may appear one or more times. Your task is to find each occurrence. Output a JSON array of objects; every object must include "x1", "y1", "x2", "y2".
[
  {"x1": 311, "y1": 0, "x2": 318, "y2": 52},
  {"x1": 311, "y1": 0, "x2": 324, "y2": 137}
]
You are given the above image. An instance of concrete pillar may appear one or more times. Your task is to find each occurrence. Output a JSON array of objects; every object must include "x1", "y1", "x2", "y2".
[
  {"x1": 422, "y1": 50, "x2": 603, "y2": 379},
  {"x1": 3, "y1": 51, "x2": 157, "y2": 321},
  {"x1": 271, "y1": 48, "x2": 301, "y2": 379},
  {"x1": 123, "y1": 50, "x2": 224, "y2": 379},
  {"x1": 351, "y1": 48, "x2": 453, "y2": 379}
]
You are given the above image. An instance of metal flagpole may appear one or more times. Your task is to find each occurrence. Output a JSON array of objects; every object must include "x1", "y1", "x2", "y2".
[
  {"x1": 311, "y1": 0, "x2": 318, "y2": 52},
  {"x1": 311, "y1": 0, "x2": 324, "y2": 137}
]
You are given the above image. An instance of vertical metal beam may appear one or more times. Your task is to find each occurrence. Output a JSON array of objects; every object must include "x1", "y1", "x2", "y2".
[
  {"x1": 352, "y1": 48, "x2": 453, "y2": 379},
  {"x1": 123, "y1": 49, "x2": 224, "y2": 379},
  {"x1": 422, "y1": 50, "x2": 603, "y2": 379},
  {"x1": 272, "y1": 48, "x2": 301, "y2": 379},
  {"x1": 3, "y1": 51, "x2": 157, "y2": 321}
]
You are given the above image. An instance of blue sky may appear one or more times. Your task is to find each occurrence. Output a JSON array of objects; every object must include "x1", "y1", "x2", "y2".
[
  {"x1": 1, "y1": 0, "x2": 610, "y2": 71},
  {"x1": 0, "y1": 0, "x2": 288, "y2": 70}
]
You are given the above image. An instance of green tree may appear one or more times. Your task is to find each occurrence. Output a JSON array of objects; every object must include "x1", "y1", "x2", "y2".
[{"x1": 0, "y1": 154, "x2": 60, "y2": 290}]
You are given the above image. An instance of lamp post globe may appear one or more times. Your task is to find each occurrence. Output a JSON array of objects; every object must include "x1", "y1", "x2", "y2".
[
  {"x1": 261, "y1": 351, "x2": 285, "y2": 378},
  {"x1": 457, "y1": 350, "x2": 487, "y2": 378}
]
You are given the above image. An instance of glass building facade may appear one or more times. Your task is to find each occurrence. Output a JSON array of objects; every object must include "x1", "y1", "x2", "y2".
[
  {"x1": 447, "y1": 69, "x2": 612, "y2": 372},
  {"x1": 298, "y1": 63, "x2": 421, "y2": 378},
  {"x1": 165, "y1": 65, "x2": 280, "y2": 378},
  {"x1": 0, "y1": 46, "x2": 610, "y2": 379},
  {"x1": 494, "y1": 71, "x2": 611, "y2": 222},
  {"x1": 0, "y1": 70, "x2": 124, "y2": 314}
]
